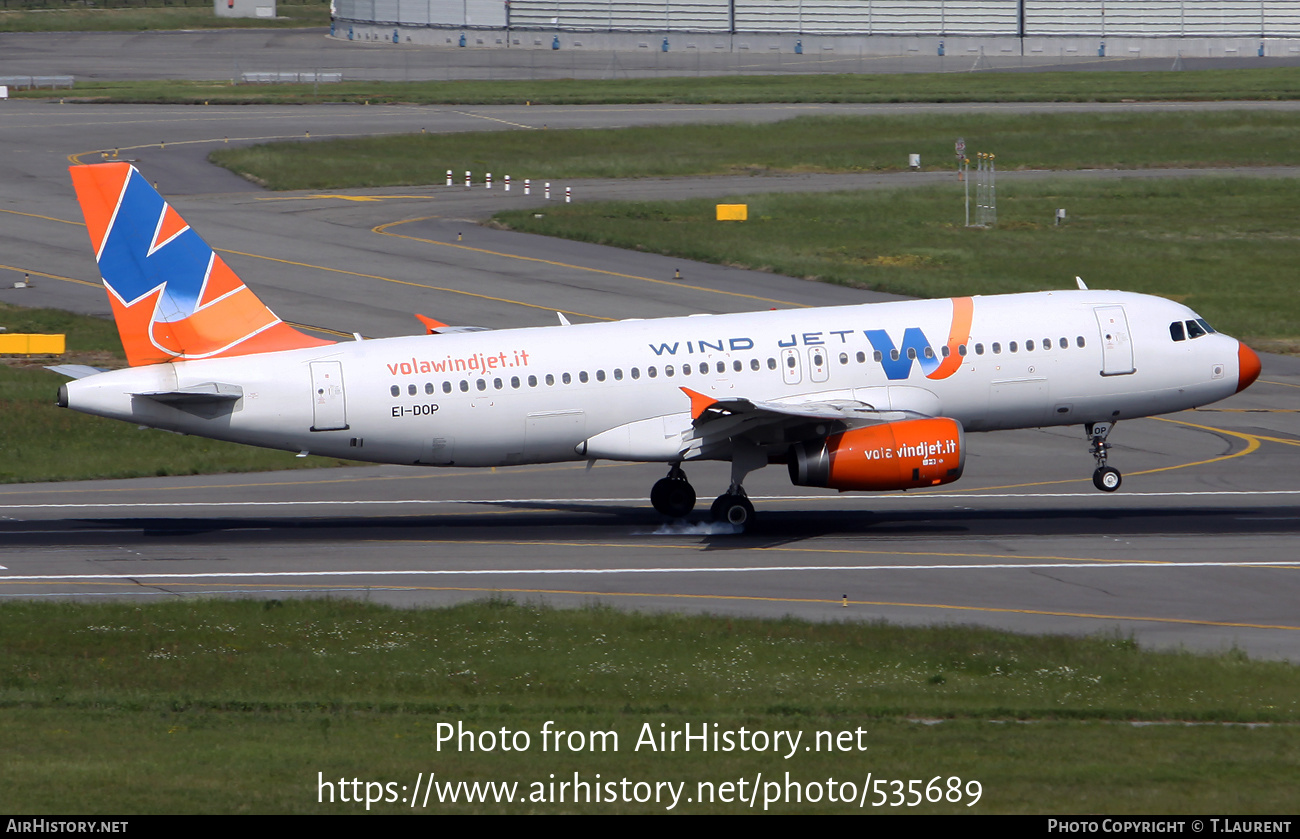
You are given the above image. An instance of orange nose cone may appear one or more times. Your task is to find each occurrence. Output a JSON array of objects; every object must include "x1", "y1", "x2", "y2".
[{"x1": 1237, "y1": 341, "x2": 1262, "y2": 393}]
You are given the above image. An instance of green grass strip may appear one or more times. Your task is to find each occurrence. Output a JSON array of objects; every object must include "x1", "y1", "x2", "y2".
[
  {"x1": 18, "y1": 66, "x2": 1300, "y2": 104},
  {"x1": 0, "y1": 2, "x2": 328, "y2": 32},
  {"x1": 210, "y1": 110, "x2": 1300, "y2": 190},
  {"x1": 494, "y1": 177, "x2": 1300, "y2": 349},
  {"x1": 2, "y1": 598, "x2": 1297, "y2": 812}
]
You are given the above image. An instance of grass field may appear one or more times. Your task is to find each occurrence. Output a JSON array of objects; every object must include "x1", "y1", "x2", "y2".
[
  {"x1": 493, "y1": 177, "x2": 1300, "y2": 350},
  {"x1": 17, "y1": 66, "x2": 1300, "y2": 104},
  {"x1": 210, "y1": 110, "x2": 1300, "y2": 190},
  {"x1": 2, "y1": 598, "x2": 1297, "y2": 813},
  {"x1": 0, "y1": 1, "x2": 328, "y2": 32},
  {"x1": 0, "y1": 303, "x2": 356, "y2": 483}
]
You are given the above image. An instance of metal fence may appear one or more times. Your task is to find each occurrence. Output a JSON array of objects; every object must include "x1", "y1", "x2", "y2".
[
  {"x1": 0, "y1": 75, "x2": 75, "y2": 89},
  {"x1": 333, "y1": 0, "x2": 1300, "y2": 36}
]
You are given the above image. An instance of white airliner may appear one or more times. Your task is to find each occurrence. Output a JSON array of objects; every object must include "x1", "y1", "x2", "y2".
[{"x1": 57, "y1": 163, "x2": 1261, "y2": 524}]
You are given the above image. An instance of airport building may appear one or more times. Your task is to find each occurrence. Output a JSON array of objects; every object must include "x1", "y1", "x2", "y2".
[{"x1": 330, "y1": 1, "x2": 1300, "y2": 58}]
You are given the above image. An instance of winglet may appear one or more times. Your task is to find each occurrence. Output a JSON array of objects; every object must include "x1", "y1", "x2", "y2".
[
  {"x1": 415, "y1": 313, "x2": 446, "y2": 334},
  {"x1": 680, "y1": 387, "x2": 716, "y2": 421}
]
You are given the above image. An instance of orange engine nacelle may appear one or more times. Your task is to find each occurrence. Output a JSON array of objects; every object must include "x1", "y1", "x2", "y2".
[{"x1": 788, "y1": 418, "x2": 966, "y2": 492}]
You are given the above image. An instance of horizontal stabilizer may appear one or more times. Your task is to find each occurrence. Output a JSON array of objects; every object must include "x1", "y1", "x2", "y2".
[
  {"x1": 45, "y1": 364, "x2": 109, "y2": 380},
  {"x1": 415, "y1": 313, "x2": 491, "y2": 335},
  {"x1": 136, "y1": 382, "x2": 244, "y2": 404}
]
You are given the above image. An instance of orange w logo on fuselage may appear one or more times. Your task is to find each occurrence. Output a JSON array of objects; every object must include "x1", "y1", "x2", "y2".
[{"x1": 863, "y1": 297, "x2": 973, "y2": 381}]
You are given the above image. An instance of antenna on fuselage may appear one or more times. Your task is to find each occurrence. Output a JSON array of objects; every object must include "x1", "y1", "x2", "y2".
[
  {"x1": 1076, "y1": 276, "x2": 1089, "y2": 290},
  {"x1": 557, "y1": 312, "x2": 571, "y2": 326}
]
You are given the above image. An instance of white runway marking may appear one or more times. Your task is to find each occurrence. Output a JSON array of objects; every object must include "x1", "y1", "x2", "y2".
[
  {"x1": 1, "y1": 560, "x2": 1297, "y2": 583},
  {"x1": 2, "y1": 489, "x2": 1298, "y2": 511}
]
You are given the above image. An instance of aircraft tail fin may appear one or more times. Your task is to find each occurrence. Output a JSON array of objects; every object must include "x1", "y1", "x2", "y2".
[{"x1": 69, "y1": 162, "x2": 333, "y2": 367}]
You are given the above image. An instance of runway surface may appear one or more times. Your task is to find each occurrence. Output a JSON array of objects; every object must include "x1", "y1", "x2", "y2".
[{"x1": 0, "y1": 94, "x2": 1297, "y2": 659}]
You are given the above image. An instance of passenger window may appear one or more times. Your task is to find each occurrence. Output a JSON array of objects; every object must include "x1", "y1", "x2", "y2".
[
  {"x1": 839, "y1": 352, "x2": 849, "y2": 365},
  {"x1": 460, "y1": 380, "x2": 470, "y2": 392},
  {"x1": 992, "y1": 343, "x2": 1001, "y2": 354},
  {"x1": 890, "y1": 350, "x2": 900, "y2": 361},
  {"x1": 613, "y1": 368, "x2": 623, "y2": 381},
  {"x1": 681, "y1": 365, "x2": 691, "y2": 376},
  {"x1": 1077, "y1": 336, "x2": 1086, "y2": 348},
  {"x1": 648, "y1": 367, "x2": 658, "y2": 378},
  {"x1": 595, "y1": 370, "x2": 606, "y2": 382},
  {"x1": 562, "y1": 373, "x2": 571, "y2": 384},
  {"x1": 510, "y1": 376, "x2": 520, "y2": 388},
  {"x1": 528, "y1": 375, "x2": 537, "y2": 387},
  {"x1": 906, "y1": 348, "x2": 916, "y2": 360},
  {"x1": 1170, "y1": 322, "x2": 1186, "y2": 341},
  {"x1": 666, "y1": 366, "x2": 675, "y2": 377},
  {"x1": 476, "y1": 379, "x2": 486, "y2": 391},
  {"x1": 975, "y1": 343, "x2": 984, "y2": 355},
  {"x1": 443, "y1": 381, "x2": 452, "y2": 393},
  {"x1": 958, "y1": 344, "x2": 967, "y2": 356},
  {"x1": 1043, "y1": 338, "x2": 1051, "y2": 350},
  {"x1": 733, "y1": 360, "x2": 742, "y2": 372},
  {"x1": 768, "y1": 358, "x2": 777, "y2": 370},
  {"x1": 492, "y1": 378, "x2": 502, "y2": 390},
  {"x1": 630, "y1": 368, "x2": 639, "y2": 380},
  {"x1": 1026, "y1": 340, "x2": 1034, "y2": 351},
  {"x1": 699, "y1": 363, "x2": 709, "y2": 374},
  {"x1": 873, "y1": 351, "x2": 883, "y2": 362},
  {"x1": 1059, "y1": 337, "x2": 1068, "y2": 349},
  {"x1": 390, "y1": 385, "x2": 400, "y2": 397},
  {"x1": 425, "y1": 382, "x2": 434, "y2": 394},
  {"x1": 940, "y1": 346, "x2": 950, "y2": 358},
  {"x1": 923, "y1": 347, "x2": 934, "y2": 359},
  {"x1": 787, "y1": 355, "x2": 797, "y2": 368},
  {"x1": 750, "y1": 359, "x2": 760, "y2": 371},
  {"x1": 1009, "y1": 341, "x2": 1018, "y2": 353},
  {"x1": 579, "y1": 371, "x2": 590, "y2": 383},
  {"x1": 716, "y1": 361, "x2": 725, "y2": 373},
  {"x1": 856, "y1": 351, "x2": 866, "y2": 363}
]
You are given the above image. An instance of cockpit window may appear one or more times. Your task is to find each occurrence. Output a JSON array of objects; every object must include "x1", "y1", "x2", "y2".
[
  {"x1": 1170, "y1": 321, "x2": 1186, "y2": 342},
  {"x1": 1196, "y1": 318, "x2": 1216, "y2": 335},
  {"x1": 1185, "y1": 319, "x2": 1206, "y2": 339}
]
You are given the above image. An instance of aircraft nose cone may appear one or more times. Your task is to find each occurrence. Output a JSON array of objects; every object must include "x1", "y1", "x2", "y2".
[{"x1": 1237, "y1": 341, "x2": 1262, "y2": 393}]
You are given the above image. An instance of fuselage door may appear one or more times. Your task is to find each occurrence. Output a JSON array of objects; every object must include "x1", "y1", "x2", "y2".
[
  {"x1": 309, "y1": 361, "x2": 349, "y2": 431},
  {"x1": 1094, "y1": 306, "x2": 1136, "y2": 376},
  {"x1": 781, "y1": 348, "x2": 802, "y2": 385}
]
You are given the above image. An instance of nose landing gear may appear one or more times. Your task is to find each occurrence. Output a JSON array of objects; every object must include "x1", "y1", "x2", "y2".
[{"x1": 1086, "y1": 421, "x2": 1122, "y2": 492}]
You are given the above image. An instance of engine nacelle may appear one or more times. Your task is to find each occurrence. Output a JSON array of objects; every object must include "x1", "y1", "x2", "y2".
[{"x1": 788, "y1": 417, "x2": 965, "y2": 491}]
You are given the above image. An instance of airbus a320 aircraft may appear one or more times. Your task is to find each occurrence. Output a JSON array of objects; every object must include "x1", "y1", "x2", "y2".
[{"x1": 57, "y1": 163, "x2": 1261, "y2": 524}]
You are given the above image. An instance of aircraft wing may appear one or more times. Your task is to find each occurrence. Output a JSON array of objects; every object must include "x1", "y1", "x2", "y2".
[
  {"x1": 579, "y1": 386, "x2": 939, "y2": 462},
  {"x1": 677, "y1": 387, "x2": 931, "y2": 459}
]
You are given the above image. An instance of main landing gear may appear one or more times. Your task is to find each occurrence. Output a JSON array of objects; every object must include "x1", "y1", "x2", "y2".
[
  {"x1": 651, "y1": 442, "x2": 768, "y2": 525},
  {"x1": 1086, "y1": 421, "x2": 1122, "y2": 492},
  {"x1": 711, "y1": 488, "x2": 754, "y2": 526},
  {"x1": 650, "y1": 465, "x2": 696, "y2": 518}
]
